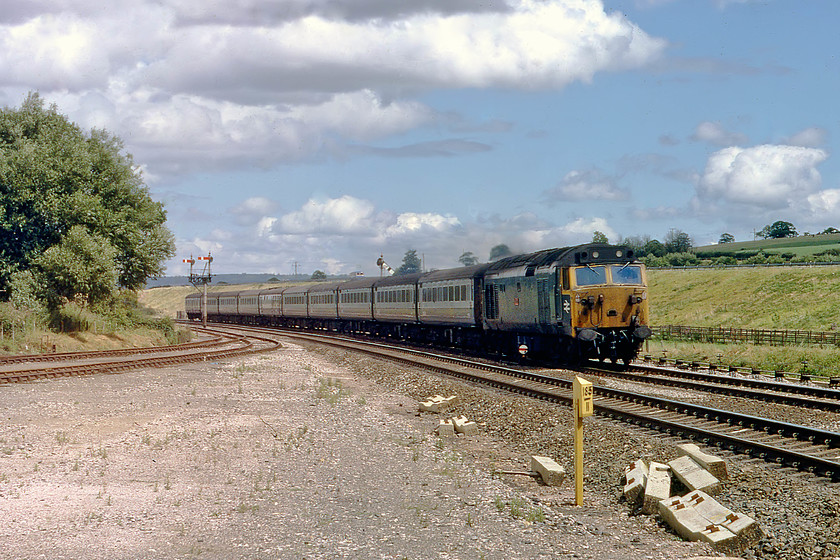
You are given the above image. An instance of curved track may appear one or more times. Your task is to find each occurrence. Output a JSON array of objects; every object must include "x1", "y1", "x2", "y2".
[{"x1": 0, "y1": 326, "x2": 282, "y2": 384}]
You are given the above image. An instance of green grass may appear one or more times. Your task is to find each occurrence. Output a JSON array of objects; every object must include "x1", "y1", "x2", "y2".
[
  {"x1": 647, "y1": 267, "x2": 840, "y2": 377},
  {"x1": 648, "y1": 267, "x2": 840, "y2": 330},
  {"x1": 693, "y1": 233, "x2": 840, "y2": 255}
]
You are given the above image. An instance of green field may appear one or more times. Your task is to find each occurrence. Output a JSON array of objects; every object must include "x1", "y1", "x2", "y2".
[
  {"x1": 645, "y1": 266, "x2": 840, "y2": 375},
  {"x1": 647, "y1": 266, "x2": 840, "y2": 330},
  {"x1": 693, "y1": 233, "x2": 840, "y2": 257}
]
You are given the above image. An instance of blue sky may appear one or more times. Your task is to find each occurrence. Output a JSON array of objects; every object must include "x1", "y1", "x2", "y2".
[{"x1": 2, "y1": 0, "x2": 838, "y2": 276}]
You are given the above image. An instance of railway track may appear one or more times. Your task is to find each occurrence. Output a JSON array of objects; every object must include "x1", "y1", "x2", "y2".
[
  {"x1": 216, "y1": 323, "x2": 840, "y2": 481},
  {"x1": 0, "y1": 325, "x2": 282, "y2": 384},
  {"x1": 585, "y1": 362, "x2": 840, "y2": 412}
]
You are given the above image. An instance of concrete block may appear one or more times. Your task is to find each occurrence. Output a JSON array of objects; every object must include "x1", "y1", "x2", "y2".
[
  {"x1": 677, "y1": 443, "x2": 728, "y2": 481},
  {"x1": 530, "y1": 456, "x2": 566, "y2": 487},
  {"x1": 418, "y1": 395, "x2": 458, "y2": 413},
  {"x1": 658, "y1": 490, "x2": 761, "y2": 553},
  {"x1": 669, "y1": 456, "x2": 721, "y2": 495},
  {"x1": 452, "y1": 415, "x2": 478, "y2": 436},
  {"x1": 642, "y1": 461, "x2": 671, "y2": 514},
  {"x1": 622, "y1": 459, "x2": 648, "y2": 504},
  {"x1": 659, "y1": 496, "x2": 717, "y2": 541},
  {"x1": 436, "y1": 419, "x2": 455, "y2": 437},
  {"x1": 685, "y1": 491, "x2": 762, "y2": 549}
]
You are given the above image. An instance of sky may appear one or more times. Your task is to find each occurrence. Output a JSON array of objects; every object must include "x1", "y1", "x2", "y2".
[{"x1": 2, "y1": 0, "x2": 839, "y2": 276}]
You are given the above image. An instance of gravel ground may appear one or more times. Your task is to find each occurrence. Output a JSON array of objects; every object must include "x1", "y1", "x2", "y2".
[{"x1": 0, "y1": 339, "x2": 834, "y2": 559}]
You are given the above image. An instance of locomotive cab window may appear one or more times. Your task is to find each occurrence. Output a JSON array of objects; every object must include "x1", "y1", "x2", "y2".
[
  {"x1": 610, "y1": 264, "x2": 643, "y2": 285},
  {"x1": 574, "y1": 266, "x2": 607, "y2": 286}
]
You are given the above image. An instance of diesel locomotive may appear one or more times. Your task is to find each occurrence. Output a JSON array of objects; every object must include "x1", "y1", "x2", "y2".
[{"x1": 185, "y1": 243, "x2": 651, "y2": 364}]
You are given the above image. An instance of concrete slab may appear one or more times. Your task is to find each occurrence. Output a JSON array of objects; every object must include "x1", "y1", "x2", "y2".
[
  {"x1": 418, "y1": 395, "x2": 458, "y2": 413},
  {"x1": 677, "y1": 443, "x2": 728, "y2": 480},
  {"x1": 685, "y1": 491, "x2": 762, "y2": 550},
  {"x1": 623, "y1": 459, "x2": 648, "y2": 504},
  {"x1": 530, "y1": 455, "x2": 566, "y2": 487},
  {"x1": 642, "y1": 461, "x2": 671, "y2": 514},
  {"x1": 669, "y1": 456, "x2": 721, "y2": 495},
  {"x1": 659, "y1": 490, "x2": 761, "y2": 553}
]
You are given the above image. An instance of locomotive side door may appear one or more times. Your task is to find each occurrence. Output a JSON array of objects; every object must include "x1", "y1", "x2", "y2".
[{"x1": 537, "y1": 277, "x2": 551, "y2": 326}]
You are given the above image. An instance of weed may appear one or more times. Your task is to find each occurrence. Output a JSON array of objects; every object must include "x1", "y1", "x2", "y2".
[
  {"x1": 315, "y1": 377, "x2": 347, "y2": 405},
  {"x1": 55, "y1": 431, "x2": 70, "y2": 445},
  {"x1": 235, "y1": 502, "x2": 258, "y2": 514},
  {"x1": 494, "y1": 496, "x2": 505, "y2": 513},
  {"x1": 509, "y1": 497, "x2": 526, "y2": 519},
  {"x1": 527, "y1": 507, "x2": 546, "y2": 523}
]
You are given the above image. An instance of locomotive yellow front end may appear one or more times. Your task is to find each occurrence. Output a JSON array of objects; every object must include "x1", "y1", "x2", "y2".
[{"x1": 564, "y1": 250, "x2": 652, "y2": 364}]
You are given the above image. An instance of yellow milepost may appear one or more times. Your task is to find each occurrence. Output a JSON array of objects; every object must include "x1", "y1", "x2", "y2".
[{"x1": 573, "y1": 376, "x2": 594, "y2": 506}]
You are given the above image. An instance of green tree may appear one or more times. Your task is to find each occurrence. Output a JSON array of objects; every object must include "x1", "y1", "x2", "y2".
[
  {"x1": 644, "y1": 239, "x2": 666, "y2": 257},
  {"x1": 396, "y1": 249, "x2": 421, "y2": 275},
  {"x1": 663, "y1": 229, "x2": 692, "y2": 253},
  {"x1": 622, "y1": 235, "x2": 650, "y2": 257},
  {"x1": 488, "y1": 244, "x2": 512, "y2": 261},
  {"x1": 592, "y1": 231, "x2": 608, "y2": 244},
  {"x1": 758, "y1": 221, "x2": 797, "y2": 239},
  {"x1": 32, "y1": 225, "x2": 118, "y2": 308},
  {"x1": 458, "y1": 251, "x2": 479, "y2": 266},
  {"x1": 822, "y1": 227, "x2": 839, "y2": 234},
  {"x1": 310, "y1": 270, "x2": 327, "y2": 280},
  {"x1": 719, "y1": 233, "x2": 735, "y2": 244},
  {"x1": 0, "y1": 93, "x2": 175, "y2": 298}
]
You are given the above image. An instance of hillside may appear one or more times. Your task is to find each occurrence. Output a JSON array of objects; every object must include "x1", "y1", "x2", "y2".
[
  {"x1": 693, "y1": 233, "x2": 840, "y2": 258},
  {"x1": 647, "y1": 266, "x2": 840, "y2": 331}
]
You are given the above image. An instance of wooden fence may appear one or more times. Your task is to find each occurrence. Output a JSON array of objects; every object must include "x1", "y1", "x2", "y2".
[{"x1": 652, "y1": 325, "x2": 840, "y2": 347}]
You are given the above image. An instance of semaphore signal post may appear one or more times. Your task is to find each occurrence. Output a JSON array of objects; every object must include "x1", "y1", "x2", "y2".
[{"x1": 183, "y1": 254, "x2": 213, "y2": 327}]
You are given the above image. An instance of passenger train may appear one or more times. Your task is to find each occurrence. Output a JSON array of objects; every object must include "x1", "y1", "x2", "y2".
[{"x1": 185, "y1": 243, "x2": 652, "y2": 364}]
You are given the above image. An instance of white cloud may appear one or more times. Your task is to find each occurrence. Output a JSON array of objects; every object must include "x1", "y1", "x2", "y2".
[
  {"x1": 690, "y1": 121, "x2": 748, "y2": 146},
  {"x1": 276, "y1": 196, "x2": 377, "y2": 234},
  {"x1": 1, "y1": 1, "x2": 666, "y2": 177},
  {"x1": 557, "y1": 217, "x2": 617, "y2": 242},
  {"x1": 544, "y1": 169, "x2": 629, "y2": 202},
  {"x1": 384, "y1": 213, "x2": 461, "y2": 236},
  {"x1": 697, "y1": 144, "x2": 828, "y2": 209},
  {"x1": 784, "y1": 127, "x2": 827, "y2": 148}
]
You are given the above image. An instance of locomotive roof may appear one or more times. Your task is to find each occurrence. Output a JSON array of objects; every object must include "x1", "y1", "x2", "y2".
[{"x1": 486, "y1": 243, "x2": 634, "y2": 272}]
